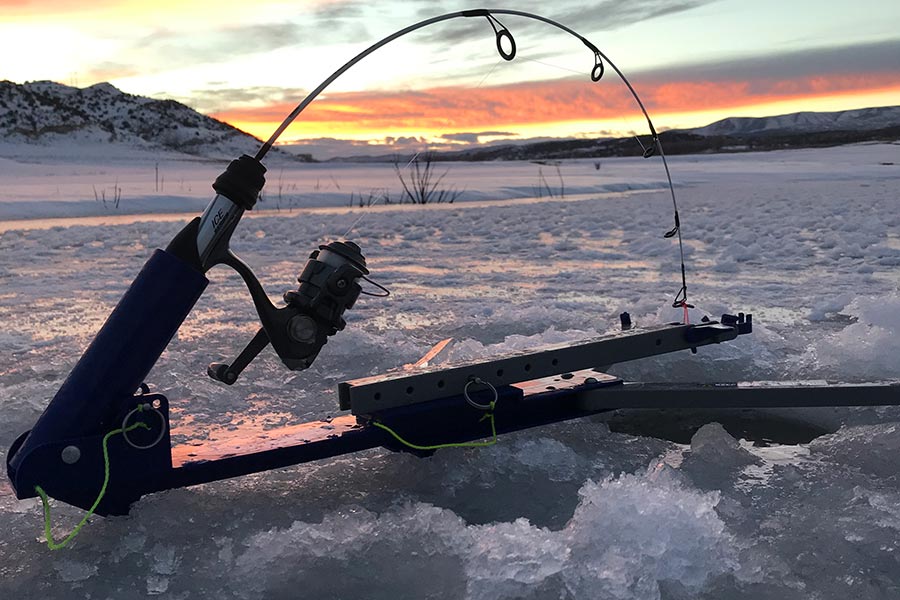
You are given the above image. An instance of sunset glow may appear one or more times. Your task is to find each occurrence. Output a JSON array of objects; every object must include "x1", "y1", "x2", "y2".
[
  {"x1": 214, "y1": 74, "x2": 900, "y2": 144},
  {"x1": 2, "y1": 0, "x2": 899, "y2": 156}
]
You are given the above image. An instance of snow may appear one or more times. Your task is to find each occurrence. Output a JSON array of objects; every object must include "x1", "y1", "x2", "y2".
[
  {"x1": 0, "y1": 80, "x2": 287, "y2": 164},
  {"x1": 1, "y1": 141, "x2": 900, "y2": 598}
]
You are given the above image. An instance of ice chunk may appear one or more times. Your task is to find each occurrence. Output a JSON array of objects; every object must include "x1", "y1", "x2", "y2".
[
  {"x1": 562, "y1": 474, "x2": 735, "y2": 599},
  {"x1": 151, "y1": 543, "x2": 180, "y2": 575},
  {"x1": 689, "y1": 423, "x2": 758, "y2": 466},
  {"x1": 465, "y1": 518, "x2": 568, "y2": 600},
  {"x1": 814, "y1": 293, "x2": 900, "y2": 378},
  {"x1": 807, "y1": 292, "x2": 853, "y2": 322},
  {"x1": 224, "y1": 472, "x2": 734, "y2": 600},
  {"x1": 810, "y1": 423, "x2": 900, "y2": 478},
  {"x1": 681, "y1": 423, "x2": 762, "y2": 489},
  {"x1": 233, "y1": 504, "x2": 470, "y2": 599},
  {"x1": 53, "y1": 558, "x2": 98, "y2": 583},
  {"x1": 146, "y1": 575, "x2": 169, "y2": 595}
]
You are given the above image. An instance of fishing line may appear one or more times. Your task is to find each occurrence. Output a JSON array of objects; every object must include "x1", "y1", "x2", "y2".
[
  {"x1": 339, "y1": 152, "x2": 420, "y2": 239},
  {"x1": 518, "y1": 56, "x2": 585, "y2": 76},
  {"x1": 474, "y1": 58, "x2": 505, "y2": 90},
  {"x1": 259, "y1": 8, "x2": 691, "y2": 310}
]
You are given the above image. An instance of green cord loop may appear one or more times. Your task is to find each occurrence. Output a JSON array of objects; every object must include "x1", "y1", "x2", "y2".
[
  {"x1": 372, "y1": 400, "x2": 498, "y2": 451},
  {"x1": 35, "y1": 420, "x2": 149, "y2": 550}
]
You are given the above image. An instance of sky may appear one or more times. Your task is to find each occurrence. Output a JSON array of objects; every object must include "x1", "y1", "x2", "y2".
[{"x1": 2, "y1": 0, "x2": 899, "y2": 157}]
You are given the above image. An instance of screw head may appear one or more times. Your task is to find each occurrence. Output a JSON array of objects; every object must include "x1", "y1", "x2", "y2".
[
  {"x1": 61, "y1": 445, "x2": 81, "y2": 464},
  {"x1": 336, "y1": 278, "x2": 348, "y2": 289}
]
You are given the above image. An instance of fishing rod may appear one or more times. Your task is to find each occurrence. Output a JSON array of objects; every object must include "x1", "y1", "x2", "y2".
[
  {"x1": 7, "y1": 8, "x2": 708, "y2": 530},
  {"x1": 254, "y1": 9, "x2": 690, "y2": 311}
]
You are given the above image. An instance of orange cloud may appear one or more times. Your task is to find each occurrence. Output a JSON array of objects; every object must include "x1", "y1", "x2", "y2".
[{"x1": 213, "y1": 70, "x2": 900, "y2": 141}]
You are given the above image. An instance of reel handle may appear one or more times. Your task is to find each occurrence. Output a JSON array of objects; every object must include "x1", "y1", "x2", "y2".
[{"x1": 208, "y1": 328, "x2": 270, "y2": 385}]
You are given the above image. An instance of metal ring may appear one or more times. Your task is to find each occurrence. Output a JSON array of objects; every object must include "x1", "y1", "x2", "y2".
[
  {"x1": 122, "y1": 403, "x2": 167, "y2": 450},
  {"x1": 591, "y1": 55, "x2": 604, "y2": 82},
  {"x1": 464, "y1": 377, "x2": 498, "y2": 410},
  {"x1": 495, "y1": 29, "x2": 516, "y2": 61}
]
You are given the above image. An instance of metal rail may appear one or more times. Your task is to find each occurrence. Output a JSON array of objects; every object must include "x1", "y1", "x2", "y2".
[{"x1": 339, "y1": 319, "x2": 747, "y2": 414}]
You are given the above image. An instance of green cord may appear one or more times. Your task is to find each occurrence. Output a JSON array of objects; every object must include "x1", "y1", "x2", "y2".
[
  {"x1": 372, "y1": 401, "x2": 498, "y2": 451},
  {"x1": 35, "y1": 420, "x2": 148, "y2": 551}
]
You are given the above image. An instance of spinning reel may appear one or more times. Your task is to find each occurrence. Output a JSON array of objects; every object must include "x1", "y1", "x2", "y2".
[
  {"x1": 166, "y1": 155, "x2": 376, "y2": 385},
  {"x1": 208, "y1": 239, "x2": 370, "y2": 384}
]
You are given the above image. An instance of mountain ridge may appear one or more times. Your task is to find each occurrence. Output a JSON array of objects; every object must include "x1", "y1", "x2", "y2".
[
  {"x1": 0, "y1": 80, "x2": 308, "y2": 162},
  {"x1": 682, "y1": 106, "x2": 900, "y2": 137},
  {"x1": 324, "y1": 105, "x2": 900, "y2": 162}
]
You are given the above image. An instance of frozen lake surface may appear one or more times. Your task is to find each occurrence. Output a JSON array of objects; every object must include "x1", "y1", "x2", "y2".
[{"x1": 2, "y1": 142, "x2": 900, "y2": 598}]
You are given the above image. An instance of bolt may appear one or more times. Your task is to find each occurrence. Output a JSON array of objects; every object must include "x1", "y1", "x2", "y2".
[
  {"x1": 336, "y1": 278, "x2": 348, "y2": 289},
  {"x1": 61, "y1": 445, "x2": 81, "y2": 465}
]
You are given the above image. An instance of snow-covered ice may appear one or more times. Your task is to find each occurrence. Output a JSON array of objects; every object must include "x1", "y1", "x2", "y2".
[{"x1": 1, "y1": 142, "x2": 900, "y2": 598}]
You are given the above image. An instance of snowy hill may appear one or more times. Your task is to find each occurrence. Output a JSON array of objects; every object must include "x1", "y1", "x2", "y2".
[
  {"x1": 0, "y1": 80, "x2": 307, "y2": 161},
  {"x1": 687, "y1": 106, "x2": 900, "y2": 137}
]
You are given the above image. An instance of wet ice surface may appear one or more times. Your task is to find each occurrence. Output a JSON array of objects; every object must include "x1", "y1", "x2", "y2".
[{"x1": 1, "y1": 143, "x2": 900, "y2": 599}]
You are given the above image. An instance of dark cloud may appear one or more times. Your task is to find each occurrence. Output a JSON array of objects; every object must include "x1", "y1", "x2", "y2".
[
  {"x1": 127, "y1": 6, "x2": 371, "y2": 71},
  {"x1": 385, "y1": 135, "x2": 427, "y2": 145},
  {"x1": 635, "y1": 38, "x2": 900, "y2": 83},
  {"x1": 555, "y1": 0, "x2": 716, "y2": 31},
  {"x1": 282, "y1": 135, "x2": 430, "y2": 160},
  {"x1": 115, "y1": 2, "x2": 713, "y2": 83},
  {"x1": 418, "y1": 1, "x2": 719, "y2": 49},
  {"x1": 134, "y1": 23, "x2": 306, "y2": 64},
  {"x1": 169, "y1": 86, "x2": 309, "y2": 113},
  {"x1": 432, "y1": 37, "x2": 900, "y2": 99},
  {"x1": 312, "y1": 0, "x2": 368, "y2": 19},
  {"x1": 441, "y1": 131, "x2": 517, "y2": 143},
  {"x1": 259, "y1": 138, "x2": 349, "y2": 161},
  {"x1": 306, "y1": 0, "x2": 371, "y2": 40},
  {"x1": 283, "y1": 132, "x2": 597, "y2": 160}
]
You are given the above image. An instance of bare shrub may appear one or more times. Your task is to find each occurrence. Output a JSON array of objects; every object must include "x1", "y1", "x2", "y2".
[
  {"x1": 393, "y1": 152, "x2": 461, "y2": 204},
  {"x1": 349, "y1": 188, "x2": 391, "y2": 208}
]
